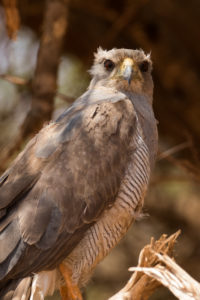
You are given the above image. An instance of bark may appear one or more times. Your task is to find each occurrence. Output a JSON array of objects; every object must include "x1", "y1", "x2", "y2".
[{"x1": 21, "y1": 0, "x2": 69, "y2": 138}]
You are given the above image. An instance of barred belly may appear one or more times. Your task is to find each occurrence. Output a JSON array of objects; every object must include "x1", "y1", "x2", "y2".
[{"x1": 64, "y1": 125, "x2": 150, "y2": 286}]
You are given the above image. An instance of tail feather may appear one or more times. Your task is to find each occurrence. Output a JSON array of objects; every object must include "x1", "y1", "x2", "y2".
[
  {"x1": 0, "y1": 270, "x2": 59, "y2": 300},
  {"x1": 0, "y1": 277, "x2": 32, "y2": 300}
]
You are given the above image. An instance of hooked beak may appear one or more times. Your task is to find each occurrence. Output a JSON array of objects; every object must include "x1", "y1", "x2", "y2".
[
  {"x1": 123, "y1": 65, "x2": 133, "y2": 85},
  {"x1": 120, "y1": 58, "x2": 134, "y2": 85}
]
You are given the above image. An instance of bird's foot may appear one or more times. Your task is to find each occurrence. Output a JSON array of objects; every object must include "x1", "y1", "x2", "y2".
[{"x1": 59, "y1": 263, "x2": 83, "y2": 300}]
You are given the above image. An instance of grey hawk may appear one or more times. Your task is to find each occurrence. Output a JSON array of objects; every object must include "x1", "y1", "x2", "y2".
[{"x1": 0, "y1": 48, "x2": 158, "y2": 300}]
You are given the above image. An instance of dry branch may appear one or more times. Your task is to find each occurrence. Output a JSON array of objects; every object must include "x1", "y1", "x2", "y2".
[
  {"x1": 130, "y1": 253, "x2": 200, "y2": 300},
  {"x1": 109, "y1": 231, "x2": 180, "y2": 300}
]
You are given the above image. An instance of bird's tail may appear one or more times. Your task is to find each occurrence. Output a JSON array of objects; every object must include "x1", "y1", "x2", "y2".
[
  {"x1": 0, "y1": 270, "x2": 59, "y2": 299},
  {"x1": 0, "y1": 277, "x2": 32, "y2": 300}
]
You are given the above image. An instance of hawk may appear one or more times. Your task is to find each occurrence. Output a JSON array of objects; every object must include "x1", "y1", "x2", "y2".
[{"x1": 0, "y1": 48, "x2": 158, "y2": 299}]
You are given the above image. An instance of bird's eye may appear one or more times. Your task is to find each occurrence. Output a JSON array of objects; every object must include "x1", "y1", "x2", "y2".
[
  {"x1": 104, "y1": 59, "x2": 115, "y2": 71},
  {"x1": 139, "y1": 60, "x2": 149, "y2": 72}
]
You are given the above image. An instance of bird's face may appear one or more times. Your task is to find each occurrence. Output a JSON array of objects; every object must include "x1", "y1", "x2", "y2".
[{"x1": 89, "y1": 48, "x2": 153, "y2": 101}]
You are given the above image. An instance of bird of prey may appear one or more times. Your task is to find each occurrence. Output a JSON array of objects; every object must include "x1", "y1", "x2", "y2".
[{"x1": 0, "y1": 48, "x2": 158, "y2": 300}]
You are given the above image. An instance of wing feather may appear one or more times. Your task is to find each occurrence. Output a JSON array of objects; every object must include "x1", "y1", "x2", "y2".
[{"x1": 0, "y1": 92, "x2": 136, "y2": 282}]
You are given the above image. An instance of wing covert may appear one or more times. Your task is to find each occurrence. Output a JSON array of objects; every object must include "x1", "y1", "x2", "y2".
[{"x1": 0, "y1": 96, "x2": 136, "y2": 281}]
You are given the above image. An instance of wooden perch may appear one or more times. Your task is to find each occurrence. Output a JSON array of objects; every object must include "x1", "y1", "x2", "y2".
[
  {"x1": 130, "y1": 253, "x2": 200, "y2": 300},
  {"x1": 109, "y1": 231, "x2": 180, "y2": 300}
]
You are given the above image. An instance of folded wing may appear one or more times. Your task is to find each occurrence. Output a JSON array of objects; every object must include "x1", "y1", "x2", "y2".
[{"x1": 0, "y1": 91, "x2": 136, "y2": 284}]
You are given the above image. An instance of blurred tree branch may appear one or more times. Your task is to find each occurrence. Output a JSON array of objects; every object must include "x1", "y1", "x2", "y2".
[
  {"x1": 21, "y1": 0, "x2": 68, "y2": 138},
  {"x1": 0, "y1": 0, "x2": 69, "y2": 172}
]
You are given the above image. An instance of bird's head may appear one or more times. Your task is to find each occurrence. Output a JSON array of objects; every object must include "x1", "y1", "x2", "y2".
[{"x1": 89, "y1": 48, "x2": 153, "y2": 101}]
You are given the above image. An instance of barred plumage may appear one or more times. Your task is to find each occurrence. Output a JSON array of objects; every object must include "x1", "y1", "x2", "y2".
[{"x1": 64, "y1": 123, "x2": 151, "y2": 286}]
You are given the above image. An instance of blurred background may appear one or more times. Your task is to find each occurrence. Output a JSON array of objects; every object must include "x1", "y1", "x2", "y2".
[{"x1": 0, "y1": 0, "x2": 200, "y2": 299}]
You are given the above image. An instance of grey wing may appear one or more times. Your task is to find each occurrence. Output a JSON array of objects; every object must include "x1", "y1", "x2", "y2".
[{"x1": 0, "y1": 97, "x2": 136, "y2": 283}]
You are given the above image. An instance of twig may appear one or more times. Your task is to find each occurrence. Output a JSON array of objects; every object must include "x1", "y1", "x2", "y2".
[
  {"x1": 158, "y1": 141, "x2": 191, "y2": 161},
  {"x1": 0, "y1": 74, "x2": 28, "y2": 85}
]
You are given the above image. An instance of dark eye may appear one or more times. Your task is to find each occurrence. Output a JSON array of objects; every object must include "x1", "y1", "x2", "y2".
[
  {"x1": 139, "y1": 60, "x2": 149, "y2": 72},
  {"x1": 104, "y1": 59, "x2": 115, "y2": 71}
]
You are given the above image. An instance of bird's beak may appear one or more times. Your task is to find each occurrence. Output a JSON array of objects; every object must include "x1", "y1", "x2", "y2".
[{"x1": 120, "y1": 58, "x2": 134, "y2": 85}]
